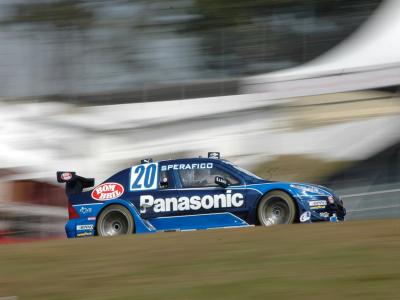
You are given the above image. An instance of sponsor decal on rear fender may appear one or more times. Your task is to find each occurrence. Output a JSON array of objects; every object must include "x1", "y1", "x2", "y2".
[
  {"x1": 91, "y1": 182, "x2": 124, "y2": 201},
  {"x1": 76, "y1": 224, "x2": 94, "y2": 230}
]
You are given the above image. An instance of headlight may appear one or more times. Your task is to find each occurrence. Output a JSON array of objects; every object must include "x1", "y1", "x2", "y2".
[{"x1": 290, "y1": 184, "x2": 323, "y2": 194}]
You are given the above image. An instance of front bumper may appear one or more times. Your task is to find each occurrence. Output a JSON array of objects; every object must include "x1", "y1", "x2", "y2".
[{"x1": 297, "y1": 194, "x2": 346, "y2": 223}]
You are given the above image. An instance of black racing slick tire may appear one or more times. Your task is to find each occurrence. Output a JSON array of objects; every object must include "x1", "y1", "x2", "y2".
[
  {"x1": 97, "y1": 205, "x2": 135, "y2": 237},
  {"x1": 257, "y1": 191, "x2": 297, "y2": 226}
]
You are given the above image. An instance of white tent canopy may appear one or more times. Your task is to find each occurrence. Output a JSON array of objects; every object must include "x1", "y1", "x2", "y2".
[{"x1": 245, "y1": 0, "x2": 400, "y2": 84}]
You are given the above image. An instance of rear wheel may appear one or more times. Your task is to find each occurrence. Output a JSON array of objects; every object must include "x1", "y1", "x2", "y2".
[
  {"x1": 97, "y1": 205, "x2": 134, "y2": 236},
  {"x1": 257, "y1": 191, "x2": 297, "y2": 226}
]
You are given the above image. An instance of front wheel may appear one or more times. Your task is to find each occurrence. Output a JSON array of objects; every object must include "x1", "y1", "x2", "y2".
[
  {"x1": 257, "y1": 191, "x2": 297, "y2": 226},
  {"x1": 97, "y1": 205, "x2": 135, "y2": 236}
]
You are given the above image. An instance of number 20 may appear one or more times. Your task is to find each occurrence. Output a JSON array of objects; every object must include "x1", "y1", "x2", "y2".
[{"x1": 130, "y1": 163, "x2": 158, "y2": 191}]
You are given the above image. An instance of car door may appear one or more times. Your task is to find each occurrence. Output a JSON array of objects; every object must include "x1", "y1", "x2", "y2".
[
  {"x1": 175, "y1": 162, "x2": 248, "y2": 217},
  {"x1": 129, "y1": 162, "x2": 179, "y2": 218}
]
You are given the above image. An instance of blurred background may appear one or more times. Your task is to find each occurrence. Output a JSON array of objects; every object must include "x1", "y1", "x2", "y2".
[{"x1": 1, "y1": 0, "x2": 399, "y2": 241}]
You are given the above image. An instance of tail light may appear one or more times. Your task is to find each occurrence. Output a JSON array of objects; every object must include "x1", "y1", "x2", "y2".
[{"x1": 68, "y1": 203, "x2": 80, "y2": 220}]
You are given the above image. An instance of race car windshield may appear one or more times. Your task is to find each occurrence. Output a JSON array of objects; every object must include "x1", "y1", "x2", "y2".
[
  {"x1": 234, "y1": 166, "x2": 263, "y2": 180},
  {"x1": 224, "y1": 162, "x2": 263, "y2": 180}
]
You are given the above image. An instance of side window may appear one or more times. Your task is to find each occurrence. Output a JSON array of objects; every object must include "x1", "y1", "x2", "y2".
[
  {"x1": 179, "y1": 166, "x2": 239, "y2": 188},
  {"x1": 159, "y1": 170, "x2": 172, "y2": 189}
]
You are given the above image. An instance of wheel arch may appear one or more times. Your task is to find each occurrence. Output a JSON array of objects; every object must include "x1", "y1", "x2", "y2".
[
  {"x1": 255, "y1": 189, "x2": 300, "y2": 224},
  {"x1": 95, "y1": 201, "x2": 136, "y2": 235},
  {"x1": 95, "y1": 199, "x2": 155, "y2": 234}
]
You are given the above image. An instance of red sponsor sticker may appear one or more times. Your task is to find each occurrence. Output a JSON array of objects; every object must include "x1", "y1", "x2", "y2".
[
  {"x1": 61, "y1": 172, "x2": 73, "y2": 181},
  {"x1": 91, "y1": 182, "x2": 124, "y2": 201}
]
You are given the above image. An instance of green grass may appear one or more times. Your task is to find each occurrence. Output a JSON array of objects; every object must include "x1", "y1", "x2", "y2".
[{"x1": 1, "y1": 220, "x2": 400, "y2": 299}]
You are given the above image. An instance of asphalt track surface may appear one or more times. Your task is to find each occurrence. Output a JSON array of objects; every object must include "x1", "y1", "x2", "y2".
[{"x1": 338, "y1": 182, "x2": 400, "y2": 220}]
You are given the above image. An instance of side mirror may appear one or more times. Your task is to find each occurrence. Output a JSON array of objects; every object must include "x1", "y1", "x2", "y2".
[{"x1": 215, "y1": 176, "x2": 228, "y2": 188}]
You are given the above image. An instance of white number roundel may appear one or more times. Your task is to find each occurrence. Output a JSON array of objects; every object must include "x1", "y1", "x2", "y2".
[{"x1": 130, "y1": 163, "x2": 158, "y2": 191}]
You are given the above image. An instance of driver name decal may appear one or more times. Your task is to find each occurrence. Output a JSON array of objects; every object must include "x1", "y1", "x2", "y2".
[{"x1": 161, "y1": 163, "x2": 213, "y2": 171}]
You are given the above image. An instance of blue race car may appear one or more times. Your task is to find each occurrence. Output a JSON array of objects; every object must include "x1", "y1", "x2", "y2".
[{"x1": 57, "y1": 152, "x2": 346, "y2": 238}]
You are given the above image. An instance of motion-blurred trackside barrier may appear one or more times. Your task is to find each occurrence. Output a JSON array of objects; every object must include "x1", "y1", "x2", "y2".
[
  {"x1": 0, "y1": 202, "x2": 66, "y2": 239},
  {"x1": 242, "y1": 65, "x2": 400, "y2": 95}
]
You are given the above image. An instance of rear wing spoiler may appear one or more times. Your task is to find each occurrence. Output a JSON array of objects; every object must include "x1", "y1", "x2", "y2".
[{"x1": 56, "y1": 171, "x2": 95, "y2": 195}]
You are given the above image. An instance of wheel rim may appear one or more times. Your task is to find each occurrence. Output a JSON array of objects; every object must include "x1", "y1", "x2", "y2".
[
  {"x1": 260, "y1": 197, "x2": 291, "y2": 225},
  {"x1": 99, "y1": 210, "x2": 130, "y2": 236}
]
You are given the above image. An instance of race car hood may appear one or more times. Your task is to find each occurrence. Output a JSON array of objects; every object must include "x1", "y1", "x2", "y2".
[
  {"x1": 247, "y1": 179, "x2": 335, "y2": 197},
  {"x1": 240, "y1": 171, "x2": 335, "y2": 197},
  {"x1": 288, "y1": 183, "x2": 334, "y2": 197}
]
